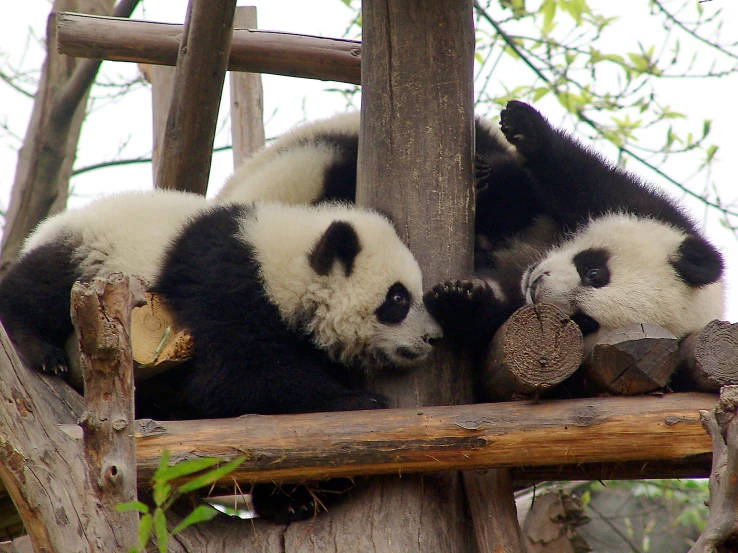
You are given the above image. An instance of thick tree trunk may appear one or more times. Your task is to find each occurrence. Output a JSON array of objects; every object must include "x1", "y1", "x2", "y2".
[
  {"x1": 0, "y1": 0, "x2": 138, "y2": 271},
  {"x1": 0, "y1": 275, "x2": 140, "y2": 553}
]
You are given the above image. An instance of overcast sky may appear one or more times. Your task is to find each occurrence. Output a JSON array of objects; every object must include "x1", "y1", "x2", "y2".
[{"x1": 1, "y1": 0, "x2": 737, "y2": 319}]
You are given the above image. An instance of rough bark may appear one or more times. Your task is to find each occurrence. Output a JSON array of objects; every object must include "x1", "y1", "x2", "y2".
[
  {"x1": 154, "y1": 0, "x2": 236, "y2": 194},
  {"x1": 0, "y1": 0, "x2": 138, "y2": 272},
  {"x1": 482, "y1": 304, "x2": 583, "y2": 401},
  {"x1": 57, "y1": 13, "x2": 362, "y2": 84},
  {"x1": 521, "y1": 489, "x2": 591, "y2": 553},
  {"x1": 230, "y1": 6, "x2": 265, "y2": 167},
  {"x1": 582, "y1": 323, "x2": 679, "y2": 395},
  {"x1": 688, "y1": 385, "x2": 738, "y2": 553},
  {"x1": 0, "y1": 275, "x2": 139, "y2": 553},
  {"x1": 676, "y1": 320, "x2": 738, "y2": 393},
  {"x1": 126, "y1": 393, "x2": 715, "y2": 486}
]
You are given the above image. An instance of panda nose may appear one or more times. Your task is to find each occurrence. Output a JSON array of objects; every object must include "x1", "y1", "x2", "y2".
[
  {"x1": 529, "y1": 273, "x2": 548, "y2": 303},
  {"x1": 424, "y1": 334, "x2": 441, "y2": 347}
]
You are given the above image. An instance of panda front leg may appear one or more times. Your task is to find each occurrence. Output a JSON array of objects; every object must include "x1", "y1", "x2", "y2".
[
  {"x1": 423, "y1": 276, "x2": 515, "y2": 352},
  {"x1": 0, "y1": 242, "x2": 80, "y2": 375}
]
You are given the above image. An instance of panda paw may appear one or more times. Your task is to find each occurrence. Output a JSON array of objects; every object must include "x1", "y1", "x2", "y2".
[
  {"x1": 251, "y1": 483, "x2": 321, "y2": 524},
  {"x1": 251, "y1": 479, "x2": 355, "y2": 524},
  {"x1": 499, "y1": 100, "x2": 550, "y2": 159},
  {"x1": 424, "y1": 278, "x2": 498, "y2": 339},
  {"x1": 15, "y1": 339, "x2": 69, "y2": 376}
]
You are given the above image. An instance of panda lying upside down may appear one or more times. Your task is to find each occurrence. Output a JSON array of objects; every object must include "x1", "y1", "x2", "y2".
[{"x1": 217, "y1": 100, "x2": 725, "y2": 350}]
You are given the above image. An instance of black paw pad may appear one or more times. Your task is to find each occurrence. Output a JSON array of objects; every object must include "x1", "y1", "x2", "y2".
[{"x1": 499, "y1": 100, "x2": 549, "y2": 159}]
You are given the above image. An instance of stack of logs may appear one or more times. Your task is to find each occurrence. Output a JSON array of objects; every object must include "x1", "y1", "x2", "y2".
[{"x1": 69, "y1": 293, "x2": 738, "y2": 401}]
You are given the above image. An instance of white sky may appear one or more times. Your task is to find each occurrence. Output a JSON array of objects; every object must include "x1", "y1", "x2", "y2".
[{"x1": 1, "y1": 0, "x2": 737, "y2": 320}]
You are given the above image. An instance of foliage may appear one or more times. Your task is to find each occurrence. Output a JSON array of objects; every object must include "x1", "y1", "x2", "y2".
[
  {"x1": 337, "y1": 0, "x2": 738, "y2": 235},
  {"x1": 117, "y1": 450, "x2": 246, "y2": 553}
]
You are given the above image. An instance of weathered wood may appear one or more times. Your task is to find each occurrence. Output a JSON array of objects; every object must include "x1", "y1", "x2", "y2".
[
  {"x1": 230, "y1": 6, "x2": 265, "y2": 166},
  {"x1": 66, "y1": 291, "x2": 194, "y2": 386},
  {"x1": 464, "y1": 469, "x2": 526, "y2": 552},
  {"x1": 0, "y1": 277, "x2": 140, "y2": 553},
  {"x1": 677, "y1": 319, "x2": 738, "y2": 393},
  {"x1": 482, "y1": 303, "x2": 583, "y2": 401},
  {"x1": 138, "y1": 63, "x2": 176, "y2": 179},
  {"x1": 127, "y1": 393, "x2": 717, "y2": 488},
  {"x1": 341, "y1": 1, "x2": 479, "y2": 551},
  {"x1": 0, "y1": 0, "x2": 137, "y2": 272},
  {"x1": 522, "y1": 488, "x2": 591, "y2": 553},
  {"x1": 511, "y1": 455, "x2": 712, "y2": 482},
  {"x1": 583, "y1": 323, "x2": 679, "y2": 395},
  {"x1": 154, "y1": 0, "x2": 236, "y2": 195},
  {"x1": 689, "y1": 385, "x2": 738, "y2": 553},
  {"x1": 57, "y1": 12, "x2": 362, "y2": 84},
  {"x1": 71, "y1": 274, "x2": 144, "y2": 550}
]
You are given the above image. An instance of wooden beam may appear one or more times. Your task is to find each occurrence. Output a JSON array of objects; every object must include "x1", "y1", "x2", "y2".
[
  {"x1": 154, "y1": 0, "x2": 236, "y2": 194},
  {"x1": 119, "y1": 393, "x2": 715, "y2": 487},
  {"x1": 229, "y1": 6, "x2": 265, "y2": 166},
  {"x1": 56, "y1": 12, "x2": 362, "y2": 84}
]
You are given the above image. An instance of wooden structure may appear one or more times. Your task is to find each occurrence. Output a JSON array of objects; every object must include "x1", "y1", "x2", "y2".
[{"x1": 0, "y1": 1, "x2": 736, "y2": 552}]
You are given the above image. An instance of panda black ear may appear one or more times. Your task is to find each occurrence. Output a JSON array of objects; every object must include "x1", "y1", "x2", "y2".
[
  {"x1": 670, "y1": 235, "x2": 724, "y2": 287},
  {"x1": 309, "y1": 221, "x2": 361, "y2": 277}
]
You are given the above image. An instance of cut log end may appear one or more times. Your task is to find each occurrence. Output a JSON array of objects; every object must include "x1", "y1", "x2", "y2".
[
  {"x1": 677, "y1": 320, "x2": 738, "y2": 393},
  {"x1": 481, "y1": 303, "x2": 584, "y2": 401},
  {"x1": 583, "y1": 324, "x2": 679, "y2": 395}
]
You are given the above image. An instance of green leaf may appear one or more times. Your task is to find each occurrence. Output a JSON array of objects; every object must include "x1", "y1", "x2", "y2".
[
  {"x1": 171, "y1": 505, "x2": 220, "y2": 536},
  {"x1": 116, "y1": 501, "x2": 150, "y2": 515},
  {"x1": 540, "y1": 0, "x2": 557, "y2": 35},
  {"x1": 138, "y1": 513, "x2": 153, "y2": 552},
  {"x1": 153, "y1": 450, "x2": 171, "y2": 484},
  {"x1": 532, "y1": 87, "x2": 550, "y2": 102},
  {"x1": 155, "y1": 457, "x2": 220, "y2": 483},
  {"x1": 705, "y1": 144, "x2": 718, "y2": 164},
  {"x1": 178, "y1": 457, "x2": 246, "y2": 494},
  {"x1": 153, "y1": 483, "x2": 171, "y2": 508},
  {"x1": 702, "y1": 119, "x2": 712, "y2": 138},
  {"x1": 154, "y1": 508, "x2": 168, "y2": 553}
]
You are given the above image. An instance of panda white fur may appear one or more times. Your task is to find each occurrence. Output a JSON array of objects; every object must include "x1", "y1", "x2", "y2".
[
  {"x1": 215, "y1": 101, "x2": 725, "y2": 350},
  {"x1": 0, "y1": 190, "x2": 442, "y2": 419}
]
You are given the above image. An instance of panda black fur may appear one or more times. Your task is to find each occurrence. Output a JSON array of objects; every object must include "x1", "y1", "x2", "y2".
[
  {"x1": 0, "y1": 190, "x2": 442, "y2": 419},
  {"x1": 217, "y1": 101, "x2": 725, "y2": 349}
]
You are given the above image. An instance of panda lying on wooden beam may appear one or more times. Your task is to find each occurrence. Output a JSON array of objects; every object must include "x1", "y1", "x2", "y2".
[
  {"x1": 217, "y1": 100, "x2": 725, "y2": 352},
  {"x1": 0, "y1": 192, "x2": 442, "y2": 419}
]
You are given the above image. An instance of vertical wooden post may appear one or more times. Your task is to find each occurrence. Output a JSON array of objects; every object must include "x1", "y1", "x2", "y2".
[
  {"x1": 149, "y1": 65, "x2": 176, "y2": 181},
  {"x1": 154, "y1": 0, "x2": 237, "y2": 194},
  {"x1": 358, "y1": 1, "x2": 526, "y2": 551},
  {"x1": 229, "y1": 6, "x2": 265, "y2": 167},
  {"x1": 71, "y1": 274, "x2": 144, "y2": 550}
]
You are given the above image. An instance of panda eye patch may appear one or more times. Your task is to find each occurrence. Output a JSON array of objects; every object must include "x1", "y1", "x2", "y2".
[
  {"x1": 376, "y1": 282, "x2": 412, "y2": 325},
  {"x1": 573, "y1": 248, "x2": 610, "y2": 288}
]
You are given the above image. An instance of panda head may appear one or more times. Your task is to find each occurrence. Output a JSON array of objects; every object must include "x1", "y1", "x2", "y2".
[
  {"x1": 246, "y1": 203, "x2": 443, "y2": 371},
  {"x1": 521, "y1": 213, "x2": 725, "y2": 340}
]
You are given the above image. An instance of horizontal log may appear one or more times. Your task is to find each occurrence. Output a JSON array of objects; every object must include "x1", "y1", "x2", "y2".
[
  {"x1": 56, "y1": 12, "x2": 362, "y2": 84},
  {"x1": 75, "y1": 392, "x2": 715, "y2": 487}
]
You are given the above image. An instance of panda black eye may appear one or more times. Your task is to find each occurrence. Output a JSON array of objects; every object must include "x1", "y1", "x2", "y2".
[
  {"x1": 583, "y1": 266, "x2": 609, "y2": 288},
  {"x1": 376, "y1": 282, "x2": 412, "y2": 325},
  {"x1": 574, "y1": 248, "x2": 611, "y2": 288}
]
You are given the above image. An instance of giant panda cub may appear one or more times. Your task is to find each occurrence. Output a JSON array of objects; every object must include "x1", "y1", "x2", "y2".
[
  {"x1": 216, "y1": 101, "x2": 725, "y2": 352},
  {"x1": 0, "y1": 190, "x2": 442, "y2": 419}
]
